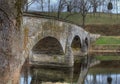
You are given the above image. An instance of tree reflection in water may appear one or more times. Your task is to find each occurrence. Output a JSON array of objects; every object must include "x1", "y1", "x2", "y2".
[
  {"x1": 107, "y1": 76, "x2": 112, "y2": 84},
  {"x1": 84, "y1": 64, "x2": 120, "y2": 84}
]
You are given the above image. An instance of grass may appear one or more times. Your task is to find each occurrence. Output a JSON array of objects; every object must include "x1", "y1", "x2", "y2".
[
  {"x1": 89, "y1": 68, "x2": 120, "y2": 74},
  {"x1": 95, "y1": 56, "x2": 120, "y2": 61},
  {"x1": 59, "y1": 13, "x2": 120, "y2": 25},
  {"x1": 27, "y1": 12, "x2": 120, "y2": 25},
  {"x1": 95, "y1": 36, "x2": 120, "y2": 45},
  {"x1": 85, "y1": 13, "x2": 120, "y2": 25}
]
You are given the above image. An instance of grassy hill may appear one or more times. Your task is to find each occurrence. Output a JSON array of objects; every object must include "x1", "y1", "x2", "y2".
[
  {"x1": 61, "y1": 13, "x2": 120, "y2": 36},
  {"x1": 62, "y1": 13, "x2": 120, "y2": 25},
  {"x1": 26, "y1": 12, "x2": 120, "y2": 25}
]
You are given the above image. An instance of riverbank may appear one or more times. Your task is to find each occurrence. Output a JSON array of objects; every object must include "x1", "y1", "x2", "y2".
[
  {"x1": 90, "y1": 36, "x2": 120, "y2": 52},
  {"x1": 85, "y1": 24, "x2": 120, "y2": 36}
]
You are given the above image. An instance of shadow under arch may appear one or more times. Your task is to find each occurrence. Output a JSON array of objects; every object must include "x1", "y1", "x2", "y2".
[
  {"x1": 71, "y1": 35, "x2": 82, "y2": 56},
  {"x1": 32, "y1": 36, "x2": 64, "y2": 55},
  {"x1": 85, "y1": 37, "x2": 88, "y2": 48},
  {"x1": 82, "y1": 37, "x2": 89, "y2": 52}
]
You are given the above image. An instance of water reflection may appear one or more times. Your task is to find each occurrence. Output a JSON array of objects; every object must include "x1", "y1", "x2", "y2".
[
  {"x1": 84, "y1": 61, "x2": 120, "y2": 84},
  {"x1": 20, "y1": 56, "x2": 120, "y2": 84},
  {"x1": 20, "y1": 56, "x2": 89, "y2": 84},
  {"x1": 20, "y1": 66, "x2": 31, "y2": 84},
  {"x1": 84, "y1": 73, "x2": 120, "y2": 84}
]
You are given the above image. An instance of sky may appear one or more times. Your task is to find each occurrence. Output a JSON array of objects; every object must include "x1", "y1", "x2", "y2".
[
  {"x1": 26, "y1": 0, "x2": 120, "y2": 14},
  {"x1": 27, "y1": 0, "x2": 58, "y2": 11}
]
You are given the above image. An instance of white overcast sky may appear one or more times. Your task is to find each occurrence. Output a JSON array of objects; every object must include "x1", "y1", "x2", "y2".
[
  {"x1": 27, "y1": 0, "x2": 58, "y2": 11},
  {"x1": 28, "y1": 0, "x2": 58, "y2": 4},
  {"x1": 27, "y1": 0, "x2": 120, "y2": 13}
]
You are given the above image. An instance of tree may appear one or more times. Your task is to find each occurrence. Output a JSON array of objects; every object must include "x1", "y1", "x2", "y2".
[
  {"x1": 78, "y1": 0, "x2": 91, "y2": 27},
  {"x1": 0, "y1": 0, "x2": 23, "y2": 83},
  {"x1": 56, "y1": 0, "x2": 91, "y2": 27},
  {"x1": 107, "y1": 1, "x2": 113, "y2": 17},
  {"x1": 88, "y1": 0, "x2": 105, "y2": 15},
  {"x1": 116, "y1": 0, "x2": 119, "y2": 18},
  {"x1": 57, "y1": 0, "x2": 67, "y2": 18},
  {"x1": 48, "y1": 0, "x2": 50, "y2": 12},
  {"x1": 24, "y1": 0, "x2": 45, "y2": 12},
  {"x1": 107, "y1": 1, "x2": 113, "y2": 11},
  {"x1": 24, "y1": 0, "x2": 35, "y2": 12},
  {"x1": 107, "y1": 2, "x2": 113, "y2": 10},
  {"x1": 40, "y1": 0, "x2": 44, "y2": 11}
]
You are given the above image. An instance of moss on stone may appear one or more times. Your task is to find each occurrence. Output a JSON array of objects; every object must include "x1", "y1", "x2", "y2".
[
  {"x1": 23, "y1": 27, "x2": 29, "y2": 49},
  {"x1": 15, "y1": 0, "x2": 22, "y2": 30}
]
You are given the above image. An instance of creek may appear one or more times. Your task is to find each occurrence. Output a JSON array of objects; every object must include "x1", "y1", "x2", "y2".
[{"x1": 20, "y1": 55, "x2": 120, "y2": 84}]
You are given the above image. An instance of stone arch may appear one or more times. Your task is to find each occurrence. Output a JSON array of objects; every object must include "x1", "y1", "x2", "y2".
[
  {"x1": 32, "y1": 36, "x2": 64, "y2": 55},
  {"x1": 71, "y1": 35, "x2": 82, "y2": 56}
]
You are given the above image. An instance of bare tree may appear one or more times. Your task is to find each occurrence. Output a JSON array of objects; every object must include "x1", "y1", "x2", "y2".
[
  {"x1": 116, "y1": 0, "x2": 118, "y2": 19},
  {"x1": 88, "y1": 0, "x2": 105, "y2": 16},
  {"x1": 57, "y1": 0, "x2": 67, "y2": 18},
  {"x1": 40, "y1": 0, "x2": 44, "y2": 12},
  {"x1": 60, "y1": 0, "x2": 91, "y2": 27},
  {"x1": 24, "y1": 0, "x2": 45, "y2": 12},
  {"x1": 24, "y1": 0, "x2": 35, "y2": 12},
  {"x1": 78, "y1": 0, "x2": 91, "y2": 27},
  {"x1": 48, "y1": 0, "x2": 50, "y2": 12},
  {"x1": 66, "y1": 0, "x2": 76, "y2": 13},
  {"x1": 57, "y1": 0, "x2": 62, "y2": 19}
]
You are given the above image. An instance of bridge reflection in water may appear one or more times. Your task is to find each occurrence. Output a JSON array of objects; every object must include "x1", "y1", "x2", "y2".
[
  {"x1": 20, "y1": 56, "x2": 120, "y2": 84},
  {"x1": 20, "y1": 56, "x2": 89, "y2": 84}
]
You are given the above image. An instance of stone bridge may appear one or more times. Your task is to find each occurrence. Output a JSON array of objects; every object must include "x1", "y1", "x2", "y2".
[{"x1": 22, "y1": 14, "x2": 90, "y2": 67}]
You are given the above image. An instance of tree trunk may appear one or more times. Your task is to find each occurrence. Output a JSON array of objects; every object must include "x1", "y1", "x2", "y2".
[
  {"x1": 48, "y1": 0, "x2": 50, "y2": 13},
  {"x1": 82, "y1": 15, "x2": 85, "y2": 27},
  {"x1": 93, "y1": 6, "x2": 97, "y2": 13},
  {"x1": 57, "y1": 0, "x2": 62, "y2": 19},
  {"x1": 93, "y1": 5, "x2": 97, "y2": 17},
  {"x1": 0, "y1": 0, "x2": 23, "y2": 83},
  {"x1": 41, "y1": 0, "x2": 44, "y2": 12}
]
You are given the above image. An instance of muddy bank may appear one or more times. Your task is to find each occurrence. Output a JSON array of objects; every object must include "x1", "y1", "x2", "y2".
[
  {"x1": 92, "y1": 60, "x2": 120, "y2": 68},
  {"x1": 89, "y1": 51, "x2": 120, "y2": 56},
  {"x1": 85, "y1": 24, "x2": 120, "y2": 36}
]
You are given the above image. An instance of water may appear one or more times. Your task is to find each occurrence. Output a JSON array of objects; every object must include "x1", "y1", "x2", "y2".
[
  {"x1": 85, "y1": 74, "x2": 120, "y2": 84},
  {"x1": 20, "y1": 57, "x2": 88, "y2": 84},
  {"x1": 20, "y1": 57, "x2": 120, "y2": 84},
  {"x1": 84, "y1": 61, "x2": 120, "y2": 84}
]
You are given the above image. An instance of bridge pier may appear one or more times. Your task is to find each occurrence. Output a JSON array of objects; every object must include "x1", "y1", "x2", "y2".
[{"x1": 65, "y1": 46, "x2": 74, "y2": 67}]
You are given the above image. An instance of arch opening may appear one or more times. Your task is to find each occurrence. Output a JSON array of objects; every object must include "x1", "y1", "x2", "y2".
[
  {"x1": 32, "y1": 37, "x2": 64, "y2": 55},
  {"x1": 85, "y1": 38, "x2": 88, "y2": 48},
  {"x1": 71, "y1": 36, "x2": 82, "y2": 57}
]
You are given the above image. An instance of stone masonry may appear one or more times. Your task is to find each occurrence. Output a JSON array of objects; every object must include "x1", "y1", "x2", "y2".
[{"x1": 22, "y1": 14, "x2": 90, "y2": 67}]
